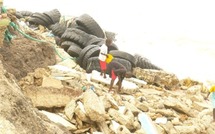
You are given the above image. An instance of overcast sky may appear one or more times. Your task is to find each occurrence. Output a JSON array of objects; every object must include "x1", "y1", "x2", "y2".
[{"x1": 4, "y1": 0, "x2": 215, "y2": 41}]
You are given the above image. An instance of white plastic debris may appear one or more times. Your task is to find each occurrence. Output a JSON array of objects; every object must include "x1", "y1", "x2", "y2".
[
  {"x1": 155, "y1": 117, "x2": 168, "y2": 124},
  {"x1": 111, "y1": 120, "x2": 120, "y2": 133},
  {"x1": 49, "y1": 64, "x2": 77, "y2": 73},
  {"x1": 118, "y1": 106, "x2": 126, "y2": 114},
  {"x1": 90, "y1": 70, "x2": 138, "y2": 89},
  {"x1": 138, "y1": 112, "x2": 159, "y2": 134}
]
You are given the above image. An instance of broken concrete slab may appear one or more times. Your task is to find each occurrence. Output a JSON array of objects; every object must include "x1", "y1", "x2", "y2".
[
  {"x1": 42, "y1": 76, "x2": 63, "y2": 88},
  {"x1": 83, "y1": 89, "x2": 107, "y2": 122},
  {"x1": 39, "y1": 110, "x2": 77, "y2": 131}
]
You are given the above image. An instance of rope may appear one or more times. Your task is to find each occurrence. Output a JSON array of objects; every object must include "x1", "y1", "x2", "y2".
[
  {"x1": 1, "y1": 6, "x2": 7, "y2": 13},
  {"x1": 9, "y1": 22, "x2": 75, "y2": 61},
  {"x1": 86, "y1": 61, "x2": 92, "y2": 71},
  {"x1": 4, "y1": 29, "x2": 13, "y2": 42}
]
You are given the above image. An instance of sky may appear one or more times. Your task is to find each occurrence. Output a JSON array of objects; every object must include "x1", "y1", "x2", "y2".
[{"x1": 4, "y1": 0, "x2": 215, "y2": 83}]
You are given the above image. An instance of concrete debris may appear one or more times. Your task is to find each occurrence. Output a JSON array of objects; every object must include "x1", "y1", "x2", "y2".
[
  {"x1": 133, "y1": 67, "x2": 180, "y2": 90},
  {"x1": 7, "y1": 46, "x2": 215, "y2": 133},
  {"x1": 18, "y1": 57, "x2": 214, "y2": 133},
  {"x1": 1, "y1": 4, "x2": 215, "y2": 133}
]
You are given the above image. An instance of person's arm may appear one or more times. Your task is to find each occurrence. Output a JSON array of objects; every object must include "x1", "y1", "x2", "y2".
[
  {"x1": 117, "y1": 74, "x2": 125, "y2": 91},
  {"x1": 205, "y1": 92, "x2": 210, "y2": 100},
  {"x1": 109, "y1": 79, "x2": 115, "y2": 91}
]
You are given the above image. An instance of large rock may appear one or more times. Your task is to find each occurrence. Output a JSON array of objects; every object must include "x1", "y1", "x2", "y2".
[
  {"x1": 133, "y1": 67, "x2": 179, "y2": 90},
  {"x1": 0, "y1": 61, "x2": 70, "y2": 133},
  {"x1": 82, "y1": 89, "x2": 107, "y2": 122},
  {"x1": 22, "y1": 86, "x2": 82, "y2": 108},
  {"x1": 164, "y1": 97, "x2": 195, "y2": 117}
]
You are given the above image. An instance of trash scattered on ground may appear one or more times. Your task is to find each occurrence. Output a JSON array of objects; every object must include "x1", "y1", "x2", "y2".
[{"x1": 0, "y1": 2, "x2": 215, "y2": 133}]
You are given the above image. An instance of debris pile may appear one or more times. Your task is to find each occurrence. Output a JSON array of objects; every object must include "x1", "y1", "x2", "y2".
[
  {"x1": 0, "y1": 2, "x2": 215, "y2": 133},
  {"x1": 18, "y1": 58, "x2": 215, "y2": 133}
]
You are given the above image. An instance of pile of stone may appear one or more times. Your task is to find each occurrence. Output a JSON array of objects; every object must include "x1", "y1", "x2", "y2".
[{"x1": 18, "y1": 55, "x2": 215, "y2": 133}]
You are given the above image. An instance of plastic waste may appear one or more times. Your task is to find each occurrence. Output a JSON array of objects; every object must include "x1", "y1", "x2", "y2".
[
  {"x1": 105, "y1": 54, "x2": 113, "y2": 63},
  {"x1": 155, "y1": 117, "x2": 167, "y2": 124},
  {"x1": 82, "y1": 86, "x2": 87, "y2": 91},
  {"x1": 82, "y1": 85, "x2": 95, "y2": 92},
  {"x1": 90, "y1": 85, "x2": 95, "y2": 91},
  {"x1": 138, "y1": 112, "x2": 159, "y2": 134}
]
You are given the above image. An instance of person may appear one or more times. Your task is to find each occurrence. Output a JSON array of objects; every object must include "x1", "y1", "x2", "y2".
[
  {"x1": 98, "y1": 38, "x2": 112, "y2": 78},
  {"x1": 107, "y1": 60, "x2": 132, "y2": 93},
  {"x1": 204, "y1": 85, "x2": 215, "y2": 122}
]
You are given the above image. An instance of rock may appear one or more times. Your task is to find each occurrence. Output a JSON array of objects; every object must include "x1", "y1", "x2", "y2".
[
  {"x1": 159, "y1": 121, "x2": 177, "y2": 134},
  {"x1": 135, "y1": 101, "x2": 149, "y2": 112},
  {"x1": 133, "y1": 67, "x2": 179, "y2": 90},
  {"x1": 40, "y1": 110, "x2": 77, "y2": 131},
  {"x1": 180, "y1": 78, "x2": 202, "y2": 88},
  {"x1": 0, "y1": 61, "x2": 69, "y2": 133},
  {"x1": 48, "y1": 64, "x2": 86, "y2": 80},
  {"x1": 0, "y1": 116, "x2": 16, "y2": 134},
  {"x1": 56, "y1": 58, "x2": 79, "y2": 70},
  {"x1": 155, "y1": 109, "x2": 175, "y2": 117},
  {"x1": 82, "y1": 89, "x2": 107, "y2": 122},
  {"x1": 64, "y1": 99, "x2": 77, "y2": 121},
  {"x1": 116, "y1": 125, "x2": 131, "y2": 134},
  {"x1": 164, "y1": 97, "x2": 195, "y2": 117},
  {"x1": 192, "y1": 101, "x2": 209, "y2": 111},
  {"x1": 108, "y1": 107, "x2": 135, "y2": 130},
  {"x1": 174, "y1": 125, "x2": 198, "y2": 134},
  {"x1": 109, "y1": 120, "x2": 120, "y2": 133},
  {"x1": 124, "y1": 101, "x2": 141, "y2": 116},
  {"x1": 42, "y1": 76, "x2": 63, "y2": 88},
  {"x1": 134, "y1": 128, "x2": 147, "y2": 134},
  {"x1": 22, "y1": 86, "x2": 82, "y2": 108},
  {"x1": 72, "y1": 127, "x2": 91, "y2": 134},
  {"x1": 74, "y1": 101, "x2": 90, "y2": 123},
  {"x1": 100, "y1": 94, "x2": 119, "y2": 110},
  {"x1": 198, "y1": 109, "x2": 212, "y2": 119},
  {"x1": 126, "y1": 77, "x2": 147, "y2": 87},
  {"x1": 186, "y1": 85, "x2": 202, "y2": 95},
  {"x1": 206, "y1": 124, "x2": 215, "y2": 134},
  {"x1": 34, "y1": 68, "x2": 50, "y2": 79},
  {"x1": 171, "y1": 118, "x2": 182, "y2": 125},
  {"x1": 97, "y1": 121, "x2": 114, "y2": 134}
]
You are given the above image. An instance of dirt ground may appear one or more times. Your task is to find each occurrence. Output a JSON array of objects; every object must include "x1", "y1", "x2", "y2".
[{"x1": 0, "y1": 37, "x2": 56, "y2": 80}]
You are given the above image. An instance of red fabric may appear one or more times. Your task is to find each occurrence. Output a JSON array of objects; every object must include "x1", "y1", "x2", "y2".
[
  {"x1": 111, "y1": 70, "x2": 117, "y2": 80},
  {"x1": 99, "y1": 60, "x2": 106, "y2": 70}
]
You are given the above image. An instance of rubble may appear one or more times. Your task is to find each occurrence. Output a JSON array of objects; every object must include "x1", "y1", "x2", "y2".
[
  {"x1": 0, "y1": 2, "x2": 215, "y2": 133},
  {"x1": 17, "y1": 57, "x2": 215, "y2": 133}
]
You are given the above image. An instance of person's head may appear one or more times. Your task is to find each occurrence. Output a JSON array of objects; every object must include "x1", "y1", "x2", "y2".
[{"x1": 105, "y1": 38, "x2": 112, "y2": 46}]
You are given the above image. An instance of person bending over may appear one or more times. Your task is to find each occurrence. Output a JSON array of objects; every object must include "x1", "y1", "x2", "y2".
[{"x1": 107, "y1": 60, "x2": 132, "y2": 93}]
